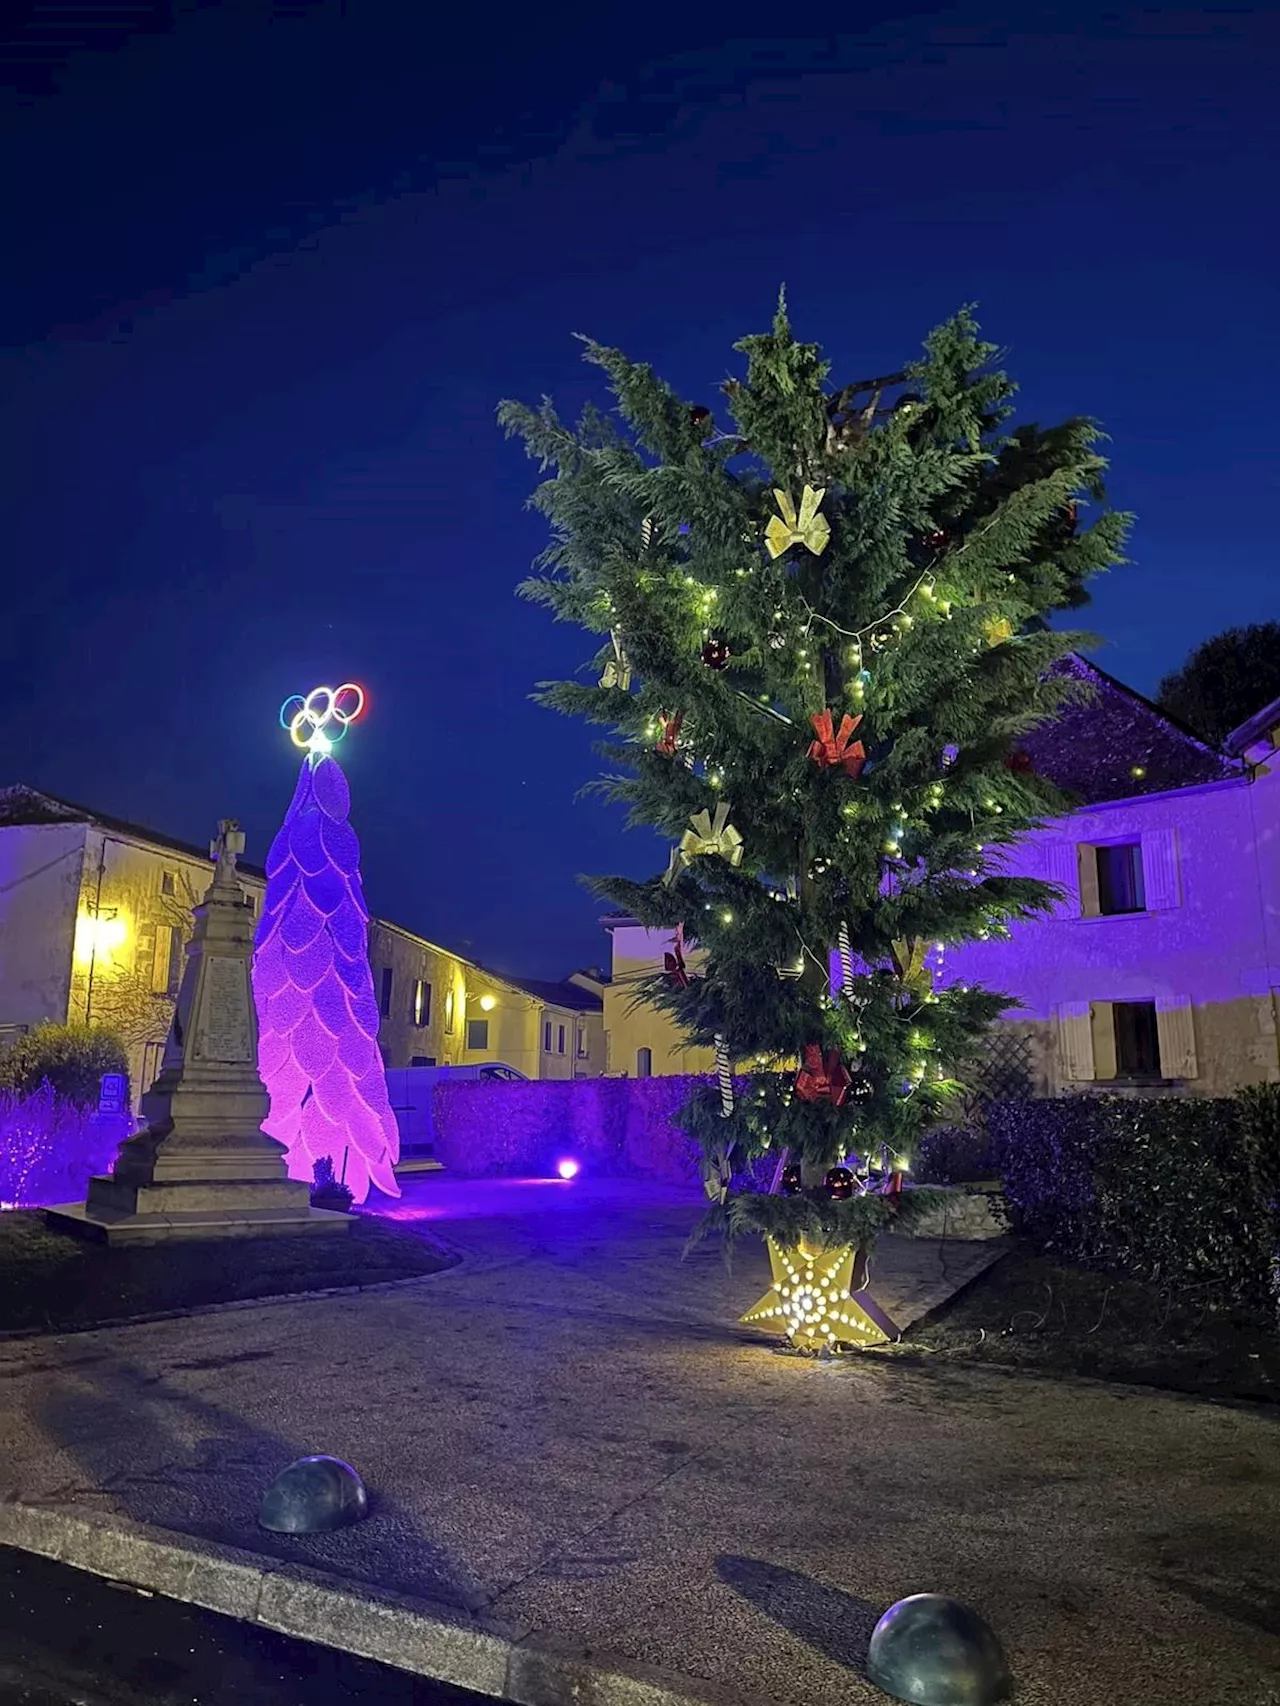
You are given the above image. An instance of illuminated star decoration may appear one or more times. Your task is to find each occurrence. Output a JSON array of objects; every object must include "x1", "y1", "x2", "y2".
[
  {"x1": 279, "y1": 682, "x2": 366, "y2": 758},
  {"x1": 741, "y1": 1238, "x2": 901, "y2": 1351},
  {"x1": 251, "y1": 681, "x2": 400, "y2": 1204}
]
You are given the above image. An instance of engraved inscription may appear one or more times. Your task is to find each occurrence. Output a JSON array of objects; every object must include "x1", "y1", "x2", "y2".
[{"x1": 194, "y1": 956, "x2": 254, "y2": 1063}]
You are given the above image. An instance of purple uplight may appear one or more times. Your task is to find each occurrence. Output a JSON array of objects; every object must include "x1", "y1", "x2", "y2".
[{"x1": 555, "y1": 1157, "x2": 581, "y2": 1181}]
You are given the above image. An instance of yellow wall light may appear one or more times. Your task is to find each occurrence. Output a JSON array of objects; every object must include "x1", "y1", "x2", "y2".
[{"x1": 74, "y1": 913, "x2": 128, "y2": 964}]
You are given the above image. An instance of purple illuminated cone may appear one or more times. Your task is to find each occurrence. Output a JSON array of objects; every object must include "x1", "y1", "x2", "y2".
[{"x1": 252, "y1": 754, "x2": 400, "y2": 1203}]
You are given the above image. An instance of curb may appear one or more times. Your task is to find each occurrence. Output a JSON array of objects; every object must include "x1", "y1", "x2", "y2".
[{"x1": 0, "y1": 1502, "x2": 755, "y2": 1706}]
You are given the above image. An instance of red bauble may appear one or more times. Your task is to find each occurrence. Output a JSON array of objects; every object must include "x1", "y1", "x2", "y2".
[
  {"x1": 1005, "y1": 749, "x2": 1034, "y2": 775},
  {"x1": 923, "y1": 528, "x2": 948, "y2": 552},
  {"x1": 701, "y1": 636, "x2": 731, "y2": 671}
]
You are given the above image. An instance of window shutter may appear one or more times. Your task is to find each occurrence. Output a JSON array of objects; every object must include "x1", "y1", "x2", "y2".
[
  {"x1": 1089, "y1": 1001, "x2": 1118, "y2": 1080},
  {"x1": 1077, "y1": 845, "x2": 1101, "y2": 918},
  {"x1": 1056, "y1": 1001, "x2": 1095, "y2": 1081},
  {"x1": 151, "y1": 924, "x2": 173, "y2": 994},
  {"x1": 1141, "y1": 828, "x2": 1180, "y2": 910},
  {"x1": 1156, "y1": 998, "x2": 1198, "y2": 1078},
  {"x1": 1043, "y1": 842, "x2": 1081, "y2": 918}
]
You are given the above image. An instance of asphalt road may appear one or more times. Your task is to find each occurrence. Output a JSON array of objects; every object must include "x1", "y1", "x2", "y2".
[{"x1": 0, "y1": 1548, "x2": 487, "y2": 1706}]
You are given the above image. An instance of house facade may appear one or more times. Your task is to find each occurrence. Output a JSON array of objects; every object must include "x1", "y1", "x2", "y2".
[
  {"x1": 0, "y1": 786, "x2": 604, "y2": 1104},
  {"x1": 597, "y1": 661, "x2": 1280, "y2": 1099},
  {"x1": 943, "y1": 668, "x2": 1280, "y2": 1096},
  {"x1": 600, "y1": 916, "x2": 714, "y2": 1078}
]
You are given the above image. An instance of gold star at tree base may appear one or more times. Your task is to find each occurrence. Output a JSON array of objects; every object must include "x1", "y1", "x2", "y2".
[{"x1": 741, "y1": 1237, "x2": 901, "y2": 1351}]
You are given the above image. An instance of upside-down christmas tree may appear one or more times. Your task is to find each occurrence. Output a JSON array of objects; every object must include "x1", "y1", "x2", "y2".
[
  {"x1": 251, "y1": 684, "x2": 400, "y2": 1204},
  {"x1": 501, "y1": 302, "x2": 1129, "y2": 1348}
]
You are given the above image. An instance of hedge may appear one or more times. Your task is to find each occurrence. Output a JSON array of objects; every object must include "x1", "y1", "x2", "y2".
[{"x1": 987, "y1": 1089, "x2": 1280, "y2": 1323}]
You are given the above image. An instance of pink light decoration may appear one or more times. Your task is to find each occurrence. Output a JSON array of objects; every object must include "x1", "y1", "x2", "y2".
[
  {"x1": 555, "y1": 1157, "x2": 581, "y2": 1180},
  {"x1": 251, "y1": 749, "x2": 400, "y2": 1203}
]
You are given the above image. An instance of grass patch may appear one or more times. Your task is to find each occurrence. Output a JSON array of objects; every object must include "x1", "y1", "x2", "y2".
[
  {"x1": 0, "y1": 1210, "x2": 456, "y2": 1336},
  {"x1": 897, "y1": 1246, "x2": 1280, "y2": 1403}
]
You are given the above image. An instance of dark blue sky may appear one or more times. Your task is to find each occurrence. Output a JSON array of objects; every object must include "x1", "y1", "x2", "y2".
[{"x1": 3, "y1": 3, "x2": 1276, "y2": 978}]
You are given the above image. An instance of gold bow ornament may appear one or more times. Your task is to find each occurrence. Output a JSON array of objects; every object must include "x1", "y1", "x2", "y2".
[
  {"x1": 599, "y1": 630, "x2": 632, "y2": 690},
  {"x1": 765, "y1": 484, "x2": 831, "y2": 560},
  {"x1": 891, "y1": 937, "x2": 931, "y2": 996},
  {"x1": 664, "y1": 802, "x2": 745, "y2": 886},
  {"x1": 983, "y1": 616, "x2": 1014, "y2": 649}
]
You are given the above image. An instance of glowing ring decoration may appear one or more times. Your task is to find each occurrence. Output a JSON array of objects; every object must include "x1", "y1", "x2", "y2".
[{"x1": 279, "y1": 683, "x2": 366, "y2": 753}]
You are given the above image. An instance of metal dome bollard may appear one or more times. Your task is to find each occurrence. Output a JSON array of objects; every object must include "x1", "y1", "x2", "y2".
[
  {"x1": 867, "y1": 1594, "x2": 1010, "y2": 1705},
  {"x1": 259, "y1": 1455, "x2": 369, "y2": 1534}
]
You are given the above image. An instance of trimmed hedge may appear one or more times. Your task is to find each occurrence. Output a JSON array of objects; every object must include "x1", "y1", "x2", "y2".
[{"x1": 987, "y1": 1090, "x2": 1280, "y2": 1323}]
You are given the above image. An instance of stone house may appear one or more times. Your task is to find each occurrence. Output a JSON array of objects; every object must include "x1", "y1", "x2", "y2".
[
  {"x1": 0, "y1": 786, "x2": 604, "y2": 1106},
  {"x1": 597, "y1": 660, "x2": 1280, "y2": 1098}
]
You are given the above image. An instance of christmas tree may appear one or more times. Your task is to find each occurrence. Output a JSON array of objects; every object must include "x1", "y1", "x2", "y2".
[
  {"x1": 501, "y1": 303, "x2": 1129, "y2": 1346},
  {"x1": 251, "y1": 685, "x2": 400, "y2": 1205}
]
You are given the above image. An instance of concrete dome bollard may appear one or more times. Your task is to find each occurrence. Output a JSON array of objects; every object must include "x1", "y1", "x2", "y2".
[
  {"x1": 258, "y1": 1455, "x2": 369, "y2": 1534},
  {"x1": 867, "y1": 1593, "x2": 1010, "y2": 1705}
]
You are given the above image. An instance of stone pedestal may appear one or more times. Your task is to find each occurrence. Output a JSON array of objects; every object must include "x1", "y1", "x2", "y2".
[{"x1": 48, "y1": 819, "x2": 349, "y2": 1244}]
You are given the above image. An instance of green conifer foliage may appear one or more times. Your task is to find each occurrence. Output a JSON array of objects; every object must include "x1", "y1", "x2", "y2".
[{"x1": 501, "y1": 303, "x2": 1130, "y2": 1249}]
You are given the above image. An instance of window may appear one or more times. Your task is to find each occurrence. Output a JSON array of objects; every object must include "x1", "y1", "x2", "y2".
[
  {"x1": 636, "y1": 1047, "x2": 652, "y2": 1079},
  {"x1": 1096, "y1": 842, "x2": 1145, "y2": 915},
  {"x1": 1112, "y1": 1000, "x2": 1161, "y2": 1078},
  {"x1": 412, "y1": 978, "x2": 431, "y2": 1027},
  {"x1": 410, "y1": 1054, "x2": 437, "y2": 1067},
  {"x1": 576, "y1": 1024, "x2": 588, "y2": 1058},
  {"x1": 466, "y1": 1017, "x2": 489, "y2": 1052},
  {"x1": 543, "y1": 1019, "x2": 553, "y2": 1052},
  {"x1": 160, "y1": 870, "x2": 176, "y2": 897},
  {"x1": 379, "y1": 967, "x2": 394, "y2": 1017},
  {"x1": 557, "y1": 1024, "x2": 566, "y2": 1055},
  {"x1": 444, "y1": 988, "x2": 455, "y2": 1033}
]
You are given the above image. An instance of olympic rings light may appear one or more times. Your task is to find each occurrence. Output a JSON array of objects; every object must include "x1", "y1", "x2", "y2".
[{"x1": 279, "y1": 683, "x2": 366, "y2": 754}]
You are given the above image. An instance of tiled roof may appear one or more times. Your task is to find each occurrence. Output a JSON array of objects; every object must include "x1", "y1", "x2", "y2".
[{"x1": 1017, "y1": 656, "x2": 1241, "y2": 805}]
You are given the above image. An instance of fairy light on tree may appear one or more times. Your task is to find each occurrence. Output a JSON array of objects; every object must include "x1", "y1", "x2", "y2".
[
  {"x1": 250, "y1": 682, "x2": 401, "y2": 1204},
  {"x1": 500, "y1": 300, "x2": 1129, "y2": 1350}
]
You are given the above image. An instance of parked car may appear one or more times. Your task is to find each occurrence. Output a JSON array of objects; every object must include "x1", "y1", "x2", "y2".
[{"x1": 384, "y1": 1063, "x2": 527, "y2": 1162}]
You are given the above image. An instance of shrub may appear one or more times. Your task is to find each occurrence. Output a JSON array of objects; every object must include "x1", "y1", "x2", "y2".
[
  {"x1": 913, "y1": 1124, "x2": 1004, "y2": 1185},
  {"x1": 0, "y1": 1023, "x2": 129, "y2": 1109},
  {"x1": 0, "y1": 1083, "x2": 131, "y2": 1206},
  {"x1": 989, "y1": 1091, "x2": 1280, "y2": 1323},
  {"x1": 311, "y1": 1155, "x2": 355, "y2": 1212}
]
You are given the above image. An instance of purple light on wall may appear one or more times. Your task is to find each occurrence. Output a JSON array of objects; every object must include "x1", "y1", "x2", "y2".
[
  {"x1": 1, "y1": 1085, "x2": 132, "y2": 1208},
  {"x1": 555, "y1": 1157, "x2": 581, "y2": 1180},
  {"x1": 251, "y1": 753, "x2": 400, "y2": 1203}
]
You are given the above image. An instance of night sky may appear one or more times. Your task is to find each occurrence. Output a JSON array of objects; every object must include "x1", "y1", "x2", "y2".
[{"x1": 4, "y1": 3, "x2": 1276, "y2": 980}]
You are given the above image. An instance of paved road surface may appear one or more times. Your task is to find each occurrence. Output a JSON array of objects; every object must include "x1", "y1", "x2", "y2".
[{"x1": 0, "y1": 1547, "x2": 485, "y2": 1705}]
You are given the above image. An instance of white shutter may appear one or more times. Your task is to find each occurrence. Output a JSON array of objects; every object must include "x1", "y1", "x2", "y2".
[
  {"x1": 1142, "y1": 827, "x2": 1180, "y2": 910},
  {"x1": 1042, "y1": 842, "x2": 1080, "y2": 918},
  {"x1": 1156, "y1": 998, "x2": 1198, "y2": 1079},
  {"x1": 1056, "y1": 1001, "x2": 1095, "y2": 1081}
]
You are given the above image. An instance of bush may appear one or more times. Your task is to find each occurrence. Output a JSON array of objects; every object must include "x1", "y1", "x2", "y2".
[
  {"x1": 914, "y1": 1124, "x2": 1004, "y2": 1185},
  {"x1": 310, "y1": 1155, "x2": 354, "y2": 1212},
  {"x1": 1, "y1": 1083, "x2": 131, "y2": 1206},
  {"x1": 989, "y1": 1090, "x2": 1280, "y2": 1323},
  {"x1": 0, "y1": 1023, "x2": 129, "y2": 1109}
]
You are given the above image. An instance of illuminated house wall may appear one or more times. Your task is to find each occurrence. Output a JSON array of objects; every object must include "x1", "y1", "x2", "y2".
[
  {"x1": 938, "y1": 670, "x2": 1280, "y2": 1097},
  {"x1": 0, "y1": 788, "x2": 268, "y2": 1107},
  {"x1": 601, "y1": 918, "x2": 715, "y2": 1078},
  {"x1": 252, "y1": 753, "x2": 400, "y2": 1203},
  {"x1": 370, "y1": 921, "x2": 606, "y2": 1079}
]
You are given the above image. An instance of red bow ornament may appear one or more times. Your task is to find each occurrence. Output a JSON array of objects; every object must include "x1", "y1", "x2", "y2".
[
  {"x1": 657, "y1": 712, "x2": 683, "y2": 756},
  {"x1": 808, "y1": 710, "x2": 866, "y2": 779},
  {"x1": 794, "y1": 1044, "x2": 852, "y2": 1108},
  {"x1": 664, "y1": 925, "x2": 691, "y2": 988}
]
